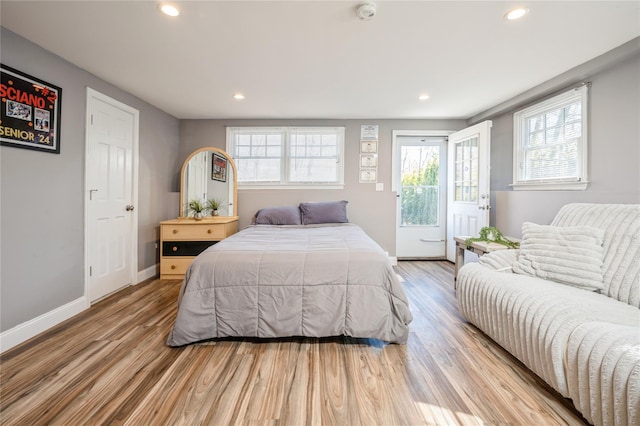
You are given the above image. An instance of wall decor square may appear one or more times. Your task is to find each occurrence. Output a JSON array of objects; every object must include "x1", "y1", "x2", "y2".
[
  {"x1": 0, "y1": 64, "x2": 62, "y2": 154},
  {"x1": 212, "y1": 152, "x2": 227, "y2": 182}
]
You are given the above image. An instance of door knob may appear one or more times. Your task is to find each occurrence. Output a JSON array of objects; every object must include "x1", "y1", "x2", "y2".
[{"x1": 125, "y1": 205, "x2": 135, "y2": 211}]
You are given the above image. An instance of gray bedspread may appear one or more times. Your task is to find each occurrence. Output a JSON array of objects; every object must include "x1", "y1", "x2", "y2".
[{"x1": 166, "y1": 223, "x2": 412, "y2": 346}]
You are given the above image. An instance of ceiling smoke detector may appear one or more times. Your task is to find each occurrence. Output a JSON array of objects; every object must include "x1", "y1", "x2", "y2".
[{"x1": 357, "y1": 2, "x2": 376, "y2": 20}]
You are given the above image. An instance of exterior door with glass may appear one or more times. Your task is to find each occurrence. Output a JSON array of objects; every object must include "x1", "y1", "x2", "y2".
[
  {"x1": 446, "y1": 121, "x2": 492, "y2": 262},
  {"x1": 395, "y1": 136, "x2": 448, "y2": 259}
]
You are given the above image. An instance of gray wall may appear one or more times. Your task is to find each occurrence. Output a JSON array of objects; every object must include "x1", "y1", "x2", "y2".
[
  {"x1": 488, "y1": 51, "x2": 640, "y2": 237},
  {"x1": 0, "y1": 28, "x2": 180, "y2": 332},
  {"x1": 179, "y1": 119, "x2": 466, "y2": 255}
]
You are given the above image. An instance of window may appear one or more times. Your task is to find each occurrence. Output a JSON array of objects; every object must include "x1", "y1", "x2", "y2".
[
  {"x1": 512, "y1": 85, "x2": 589, "y2": 190},
  {"x1": 227, "y1": 127, "x2": 344, "y2": 188}
]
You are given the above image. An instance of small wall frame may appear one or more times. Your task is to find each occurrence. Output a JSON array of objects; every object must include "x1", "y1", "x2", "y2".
[
  {"x1": 359, "y1": 169, "x2": 377, "y2": 183},
  {"x1": 360, "y1": 140, "x2": 377, "y2": 153},
  {"x1": 211, "y1": 152, "x2": 228, "y2": 182}
]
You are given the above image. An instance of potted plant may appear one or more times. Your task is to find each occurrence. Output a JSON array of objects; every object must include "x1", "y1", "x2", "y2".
[
  {"x1": 206, "y1": 198, "x2": 223, "y2": 216},
  {"x1": 187, "y1": 199, "x2": 206, "y2": 220},
  {"x1": 465, "y1": 226, "x2": 519, "y2": 249}
]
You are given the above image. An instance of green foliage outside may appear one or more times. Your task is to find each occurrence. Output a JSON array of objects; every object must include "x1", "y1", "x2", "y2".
[{"x1": 401, "y1": 156, "x2": 439, "y2": 226}]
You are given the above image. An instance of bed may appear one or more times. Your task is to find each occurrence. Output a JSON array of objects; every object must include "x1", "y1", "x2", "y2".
[{"x1": 166, "y1": 204, "x2": 412, "y2": 346}]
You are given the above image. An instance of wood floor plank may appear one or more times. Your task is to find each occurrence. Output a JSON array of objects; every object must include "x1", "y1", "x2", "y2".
[
  {"x1": 248, "y1": 340, "x2": 311, "y2": 422},
  {"x1": 0, "y1": 262, "x2": 588, "y2": 425},
  {"x1": 317, "y1": 340, "x2": 352, "y2": 425},
  {"x1": 279, "y1": 339, "x2": 322, "y2": 426}
]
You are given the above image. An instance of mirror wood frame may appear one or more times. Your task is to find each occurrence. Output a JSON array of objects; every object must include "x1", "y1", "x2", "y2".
[{"x1": 179, "y1": 147, "x2": 238, "y2": 218}]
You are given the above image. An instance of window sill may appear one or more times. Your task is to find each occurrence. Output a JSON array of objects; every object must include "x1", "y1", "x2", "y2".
[
  {"x1": 239, "y1": 184, "x2": 344, "y2": 190},
  {"x1": 510, "y1": 181, "x2": 589, "y2": 191}
]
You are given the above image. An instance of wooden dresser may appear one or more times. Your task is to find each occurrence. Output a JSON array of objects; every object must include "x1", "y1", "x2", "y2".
[{"x1": 160, "y1": 217, "x2": 239, "y2": 279}]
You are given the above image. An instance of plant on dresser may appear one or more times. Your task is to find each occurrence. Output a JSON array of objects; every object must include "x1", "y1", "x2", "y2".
[
  {"x1": 187, "y1": 199, "x2": 207, "y2": 220},
  {"x1": 159, "y1": 217, "x2": 238, "y2": 279},
  {"x1": 206, "y1": 197, "x2": 223, "y2": 216}
]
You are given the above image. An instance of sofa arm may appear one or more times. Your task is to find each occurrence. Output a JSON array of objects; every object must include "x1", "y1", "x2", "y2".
[{"x1": 478, "y1": 249, "x2": 519, "y2": 272}]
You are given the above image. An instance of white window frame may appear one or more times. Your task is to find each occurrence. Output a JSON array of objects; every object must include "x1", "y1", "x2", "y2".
[
  {"x1": 227, "y1": 126, "x2": 345, "y2": 189},
  {"x1": 512, "y1": 85, "x2": 589, "y2": 190}
]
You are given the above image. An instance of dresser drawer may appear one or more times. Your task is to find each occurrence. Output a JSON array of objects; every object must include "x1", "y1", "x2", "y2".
[
  {"x1": 160, "y1": 258, "x2": 194, "y2": 276},
  {"x1": 162, "y1": 224, "x2": 225, "y2": 240},
  {"x1": 162, "y1": 241, "x2": 217, "y2": 257}
]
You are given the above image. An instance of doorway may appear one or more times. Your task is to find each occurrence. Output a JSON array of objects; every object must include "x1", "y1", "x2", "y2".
[
  {"x1": 85, "y1": 88, "x2": 139, "y2": 302},
  {"x1": 446, "y1": 121, "x2": 492, "y2": 262},
  {"x1": 393, "y1": 133, "x2": 448, "y2": 259}
]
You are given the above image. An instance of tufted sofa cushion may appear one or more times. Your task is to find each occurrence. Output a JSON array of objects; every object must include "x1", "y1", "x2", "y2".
[{"x1": 551, "y1": 204, "x2": 640, "y2": 307}]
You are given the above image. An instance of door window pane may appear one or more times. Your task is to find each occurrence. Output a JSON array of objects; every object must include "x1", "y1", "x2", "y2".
[
  {"x1": 400, "y1": 145, "x2": 440, "y2": 226},
  {"x1": 454, "y1": 136, "x2": 478, "y2": 203}
]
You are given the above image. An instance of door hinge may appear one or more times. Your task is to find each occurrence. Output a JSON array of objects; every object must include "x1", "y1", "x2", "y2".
[
  {"x1": 89, "y1": 266, "x2": 92, "y2": 277},
  {"x1": 90, "y1": 114, "x2": 94, "y2": 125}
]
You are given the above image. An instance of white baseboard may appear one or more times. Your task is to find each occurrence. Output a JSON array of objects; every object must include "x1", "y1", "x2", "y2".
[
  {"x1": 137, "y1": 263, "x2": 159, "y2": 284},
  {"x1": 1, "y1": 264, "x2": 158, "y2": 354},
  {"x1": 383, "y1": 251, "x2": 397, "y2": 266},
  {"x1": 0, "y1": 296, "x2": 88, "y2": 354}
]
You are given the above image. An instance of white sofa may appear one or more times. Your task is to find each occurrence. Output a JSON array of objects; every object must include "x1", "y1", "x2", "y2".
[{"x1": 456, "y1": 204, "x2": 640, "y2": 426}]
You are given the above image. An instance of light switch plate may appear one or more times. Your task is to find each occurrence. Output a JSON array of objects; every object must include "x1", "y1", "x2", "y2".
[{"x1": 376, "y1": 183, "x2": 384, "y2": 191}]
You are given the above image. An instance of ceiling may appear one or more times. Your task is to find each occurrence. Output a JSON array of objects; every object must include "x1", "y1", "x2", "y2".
[{"x1": 2, "y1": 1, "x2": 639, "y2": 120}]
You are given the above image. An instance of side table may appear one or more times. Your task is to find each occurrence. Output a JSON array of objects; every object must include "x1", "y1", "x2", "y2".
[{"x1": 453, "y1": 236, "x2": 517, "y2": 289}]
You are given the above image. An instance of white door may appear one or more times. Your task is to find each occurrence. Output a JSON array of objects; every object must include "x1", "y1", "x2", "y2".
[
  {"x1": 446, "y1": 121, "x2": 492, "y2": 262},
  {"x1": 86, "y1": 89, "x2": 139, "y2": 302},
  {"x1": 395, "y1": 135, "x2": 448, "y2": 259}
]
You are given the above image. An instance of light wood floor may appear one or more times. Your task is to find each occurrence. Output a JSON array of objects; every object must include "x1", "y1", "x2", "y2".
[{"x1": 0, "y1": 261, "x2": 587, "y2": 425}]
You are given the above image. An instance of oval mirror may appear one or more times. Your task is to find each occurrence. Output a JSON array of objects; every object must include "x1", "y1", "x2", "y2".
[{"x1": 179, "y1": 147, "x2": 238, "y2": 218}]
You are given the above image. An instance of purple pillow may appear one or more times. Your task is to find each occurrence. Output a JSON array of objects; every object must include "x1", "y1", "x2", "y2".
[
  {"x1": 299, "y1": 201, "x2": 349, "y2": 225},
  {"x1": 254, "y1": 205, "x2": 302, "y2": 225}
]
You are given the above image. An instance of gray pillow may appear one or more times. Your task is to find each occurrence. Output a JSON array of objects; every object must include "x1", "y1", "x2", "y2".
[
  {"x1": 254, "y1": 205, "x2": 301, "y2": 225},
  {"x1": 299, "y1": 200, "x2": 349, "y2": 225}
]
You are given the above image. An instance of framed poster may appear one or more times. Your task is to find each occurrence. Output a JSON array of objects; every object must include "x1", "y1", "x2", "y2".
[
  {"x1": 212, "y1": 152, "x2": 227, "y2": 182},
  {"x1": 0, "y1": 64, "x2": 62, "y2": 154}
]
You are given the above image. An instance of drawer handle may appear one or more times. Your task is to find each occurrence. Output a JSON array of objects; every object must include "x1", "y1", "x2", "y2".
[
  {"x1": 172, "y1": 246, "x2": 178, "y2": 252},
  {"x1": 171, "y1": 265, "x2": 176, "y2": 270},
  {"x1": 207, "y1": 229, "x2": 213, "y2": 234},
  {"x1": 172, "y1": 229, "x2": 178, "y2": 234}
]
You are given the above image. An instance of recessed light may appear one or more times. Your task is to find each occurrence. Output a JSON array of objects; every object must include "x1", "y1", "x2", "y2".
[
  {"x1": 418, "y1": 94, "x2": 430, "y2": 101},
  {"x1": 233, "y1": 93, "x2": 245, "y2": 100},
  {"x1": 505, "y1": 7, "x2": 529, "y2": 20},
  {"x1": 160, "y1": 4, "x2": 180, "y2": 17}
]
